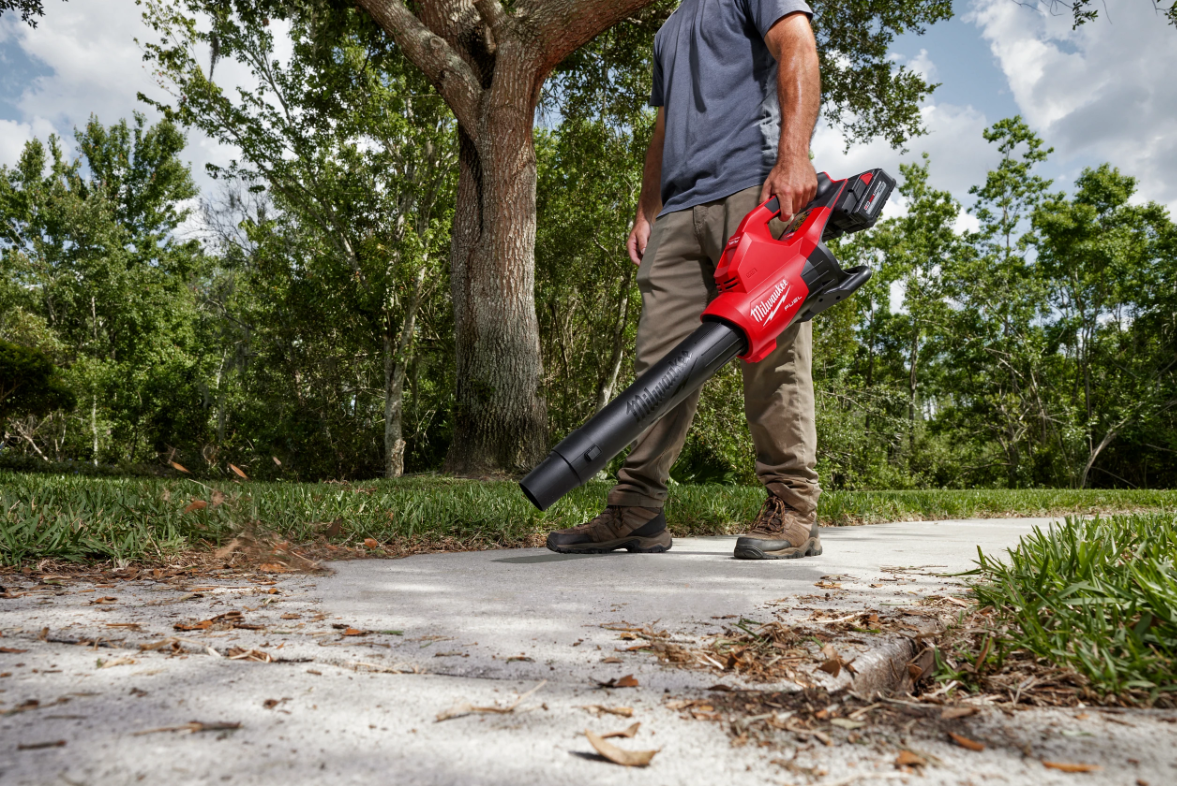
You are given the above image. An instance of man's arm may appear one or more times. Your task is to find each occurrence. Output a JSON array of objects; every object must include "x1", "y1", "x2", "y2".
[
  {"x1": 760, "y1": 12, "x2": 821, "y2": 220},
  {"x1": 628, "y1": 107, "x2": 666, "y2": 266}
]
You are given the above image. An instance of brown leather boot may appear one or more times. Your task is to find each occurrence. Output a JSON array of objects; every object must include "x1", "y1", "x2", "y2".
[
  {"x1": 546, "y1": 505, "x2": 672, "y2": 554},
  {"x1": 733, "y1": 494, "x2": 822, "y2": 560}
]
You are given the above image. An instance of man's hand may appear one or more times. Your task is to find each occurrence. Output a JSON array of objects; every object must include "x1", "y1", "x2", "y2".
[
  {"x1": 759, "y1": 157, "x2": 817, "y2": 221},
  {"x1": 628, "y1": 213, "x2": 652, "y2": 266}
]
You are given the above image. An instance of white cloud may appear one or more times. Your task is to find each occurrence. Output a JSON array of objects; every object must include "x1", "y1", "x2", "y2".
[
  {"x1": 968, "y1": 0, "x2": 1177, "y2": 213},
  {"x1": 1, "y1": 4, "x2": 295, "y2": 203},
  {"x1": 812, "y1": 99, "x2": 998, "y2": 220}
]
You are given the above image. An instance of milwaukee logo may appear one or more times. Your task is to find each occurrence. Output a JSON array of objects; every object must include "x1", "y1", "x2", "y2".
[
  {"x1": 725, "y1": 233, "x2": 743, "y2": 250},
  {"x1": 751, "y1": 281, "x2": 791, "y2": 324},
  {"x1": 626, "y1": 350, "x2": 693, "y2": 423}
]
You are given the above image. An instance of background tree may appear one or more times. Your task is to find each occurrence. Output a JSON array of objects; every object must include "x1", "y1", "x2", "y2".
[
  {"x1": 142, "y1": 1, "x2": 455, "y2": 477},
  {"x1": 0, "y1": 117, "x2": 208, "y2": 464},
  {"x1": 0, "y1": 339, "x2": 75, "y2": 451}
]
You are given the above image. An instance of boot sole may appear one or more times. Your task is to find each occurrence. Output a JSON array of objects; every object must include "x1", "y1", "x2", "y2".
[
  {"x1": 546, "y1": 531, "x2": 673, "y2": 554},
  {"x1": 733, "y1": 536, "x2": 822, "y2": 560}
]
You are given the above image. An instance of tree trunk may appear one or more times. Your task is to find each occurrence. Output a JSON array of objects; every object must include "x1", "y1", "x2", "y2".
[
  {"x1": 384, "y1": 266, "x2": 429, "y2": 478},
  {"x1": 443, "y1": 56, "x2": 548, "y2": 475},
  {"x1": 595, "y1": 262, "x2": 634, "y2": 412},
  {"x1": 357, "y1": 0, "x2": 659, "y2": 475}
]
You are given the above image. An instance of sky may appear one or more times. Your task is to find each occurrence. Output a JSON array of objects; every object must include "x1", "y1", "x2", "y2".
[{"x1": 2, "y1": 0, "x2": 1176, "y2": 228}]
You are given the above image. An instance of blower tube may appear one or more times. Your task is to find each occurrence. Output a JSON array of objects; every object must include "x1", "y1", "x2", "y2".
[{"x1": 519, "y1": 320, "x2": 746, "y2": 511}]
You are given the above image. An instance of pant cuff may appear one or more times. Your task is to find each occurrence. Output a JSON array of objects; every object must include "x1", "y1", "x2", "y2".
[
  {"x1": 606, "y1": 489, "x2": 665, "y2": 509},
  {"x1": 765, "y1": 481, "x2": 820, "y2": 519}
]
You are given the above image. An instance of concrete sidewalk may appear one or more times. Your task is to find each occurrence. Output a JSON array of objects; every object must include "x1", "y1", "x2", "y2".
[{"x1": 2, "y1": 518, "x2": 1175, "y2": 785}]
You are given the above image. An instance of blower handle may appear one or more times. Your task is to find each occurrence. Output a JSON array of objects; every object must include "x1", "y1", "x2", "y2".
[{"x1": 763, "y1": 172, "x2": 837, "y2": 218}]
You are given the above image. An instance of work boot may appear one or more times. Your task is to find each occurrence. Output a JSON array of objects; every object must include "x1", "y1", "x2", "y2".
[
  {"x1": 733, "y1": 493, "x2": 822, "y2": 560},
  {"x1": 546, "y1": 505, "x2": 672, "y2": 554}
]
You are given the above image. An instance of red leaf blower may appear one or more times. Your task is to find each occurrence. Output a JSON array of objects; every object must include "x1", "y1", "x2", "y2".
[{"x1": 520, "y1": 169, "x2": 896, "y2": 511}]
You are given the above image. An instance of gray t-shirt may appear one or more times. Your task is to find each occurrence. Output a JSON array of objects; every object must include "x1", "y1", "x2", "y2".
[{"x1": 650, "y1": 0, "x2": 813, "y2": 216}]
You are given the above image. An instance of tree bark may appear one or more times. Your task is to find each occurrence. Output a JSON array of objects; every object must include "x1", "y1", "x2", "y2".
[
  {"x1": 384, "y1": 266, "x2": 429, "y2": 478},
  {"x1": 357, "y1": 0, "x2": 658, "y2": 474},
  {"x1": 596, "y1": 262, "x2": 634, "y2": 412}
]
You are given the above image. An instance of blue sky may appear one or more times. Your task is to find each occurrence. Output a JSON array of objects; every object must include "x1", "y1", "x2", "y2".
[{"x1": 2, "y1": 1, "x2": 1176, "y2": 226}]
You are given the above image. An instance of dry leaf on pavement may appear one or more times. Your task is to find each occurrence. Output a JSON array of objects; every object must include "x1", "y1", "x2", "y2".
[
  {"x1": 17, "y1": 740, "x2": 66, "y2": 750},
  {"x1": 133, "y1": 721, "x2": 241, "y2": 736},
  {"x1": 895, "y1": 750, "x2": 927, "y2": 768},
  {"x1": 585, "y1": 729, "x2": 658, "y2": 767},
  {"x1": 98, "y1": 657, "x2": 136, "y2": 669},
  {"x1": 580, "y1": 705, "x2": 634, "y2": 717},
  {"x1": 948, "y1": 732, "x2": 985, "y2": 751},
  {"x1": 599, "y1": 722, "x2": 641, "y2": 739},
  {"x1": 941, "y1": 706, "x2": 979, "y2": 720},
  {"x1": 1043, "y1": 761, "x2": 1101, "y2": 773},
  {"x1": 436, "y1": 680, "x2": 547, "y2": 722}
]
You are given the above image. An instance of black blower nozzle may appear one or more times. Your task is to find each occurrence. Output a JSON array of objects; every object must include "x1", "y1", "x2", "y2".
[{"x1": 520, "y1": 321, "x2": 746, "y2": 511}]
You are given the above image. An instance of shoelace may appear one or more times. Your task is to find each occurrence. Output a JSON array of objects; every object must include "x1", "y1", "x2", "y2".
[{"x1": 756, "y1": 495, "x2": 795, "y2": 534}]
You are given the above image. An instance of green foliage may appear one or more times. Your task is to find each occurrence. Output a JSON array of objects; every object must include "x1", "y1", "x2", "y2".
[
  {"x1": 0, "y1": 0, "x2": 52, "y2": 27},
  {"x1": 4, "y1": 470, "x2": 1173, "y2": 565},
  {"x1": 964, "y1": 513, "x2": 1177, "y2": 698},
  {"x1": 0, "y1": 114, "x2": 210, "y2": 463},
  {"x1": 809, "y1": 0, "x2": 954, "y2": 148},
  {"x1": 0, "y1": 339, "x2": 75, "y2": 424}
]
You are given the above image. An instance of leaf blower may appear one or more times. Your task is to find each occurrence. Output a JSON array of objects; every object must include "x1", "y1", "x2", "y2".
[{"x1": 520, "y1": 168, "x2": 896, "y2": 511}]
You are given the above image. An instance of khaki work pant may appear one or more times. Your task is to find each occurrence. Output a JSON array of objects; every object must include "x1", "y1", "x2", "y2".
[{"x1": 607, "y1": 185, "x2": 821, "y2": 516}]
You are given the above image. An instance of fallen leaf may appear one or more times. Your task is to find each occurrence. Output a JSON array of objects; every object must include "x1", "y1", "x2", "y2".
[
  {"x1": 601, "y1": 656, "x2": 622, "y2": 664},
  {"x1": 830, "y1": 718, "x2": 865, "y2": 730},
  {"x1": 183, "y1": 500, "x2": 207, "y2": 514},
  {"x1": 170, "y1": 461, "x2": 190, "y2": 474},
  {"x1": 814, "y1": 581, "x2": 842, "y2": 590},
  {"x1": 948, "y1": 732, "x2": 985, "y2": 751},
  {"x1": 942, "y1": 706, "x2": 979, "y2": 720},
  {"x1": 280, "y1": 613, "x2": 301, "y2": 620},
  {"x1": 210, "y1": 490, "x2": 226, "y2": 508},
  {"x1": 272, "y1": 456, "x2": 282, "y2": 466},
  {"x1": 1043, "y1": 762, "x2": 1101, "y2": 773},
  {"x1": 585, "y1": 729, "x2": 658, "y2": 767},
  {"x1": 133, "y1": 721, "x2": 241, "y2": 736},
  {"x1": 262, "y1": 698, "x2": 289, "y2": 710},
  {"x1": 98, "y1": 657, "x2": 136, "y2": 669},
  {"x1": 436, "y1": 681, "x2": 546, "y2": 721},
  {"x1": 599, "y1": 722, "x2": 641, "y2": 739},
  {"x1": 89, "y1": 596, "x2": 118, "y2": 605},
  {"x1": 580, "y1": 705, "x2": 634, "y2": 718},
  {"x1": 258, "y1": 563, "x2": 292, "y2": 573},
  {"x1": 818, "y1": 658, "x2": 842, "y2": 677},
  {"x1": 363, "y1": 538, "x2": 379, "y2": 549},
  {"x1": 0, "y1": 647, "x2": 28, "y2": 654},
  {"x1": 17, "y1": 740, "x2": 66, "y2": 750},
  {"x1": 224, "y1": 648, "x2": 272, "y2": 662},
  {"x1": 342, "y1": 628, "x2": 368, "y2": 637},
  {"x1": 895, "y1": 750, "x2": 927, "y2": 768},
  {"x1": 229, "y1": 463, "x2": 249, "y2": 480}
]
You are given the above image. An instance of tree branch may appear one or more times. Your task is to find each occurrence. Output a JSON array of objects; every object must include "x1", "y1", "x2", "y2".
[
  {"x1": 355, "y1": 0, "x2": 483, "y2": 133},
  {"x1": 473, "y1": 0, "x2": 507, "y2": 53},
  {"x1": 523, "y1": 0, "x2": 657, "y2": 72}
]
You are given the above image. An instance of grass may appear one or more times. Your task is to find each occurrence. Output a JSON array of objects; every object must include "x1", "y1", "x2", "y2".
[
  {"x1": 1, "y1": 470, "x2": 1175, "y2": 566},
  {"x1": 950, "y1": 512, "x2": 1177, "y2": 702}
]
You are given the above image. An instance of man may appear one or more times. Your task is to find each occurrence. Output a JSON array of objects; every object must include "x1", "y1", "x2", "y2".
[{"x1": 546, "y1": 0, "x2": 823, "y2": 560}]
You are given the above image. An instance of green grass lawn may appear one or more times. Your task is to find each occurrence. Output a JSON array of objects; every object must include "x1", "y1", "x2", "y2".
[
  {"x1": 2, "y1": 471, "x2": 1174, "y2": 565},
  {"x1": 950, "y1": 511, "x2": 1177, "y2": 703}
]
